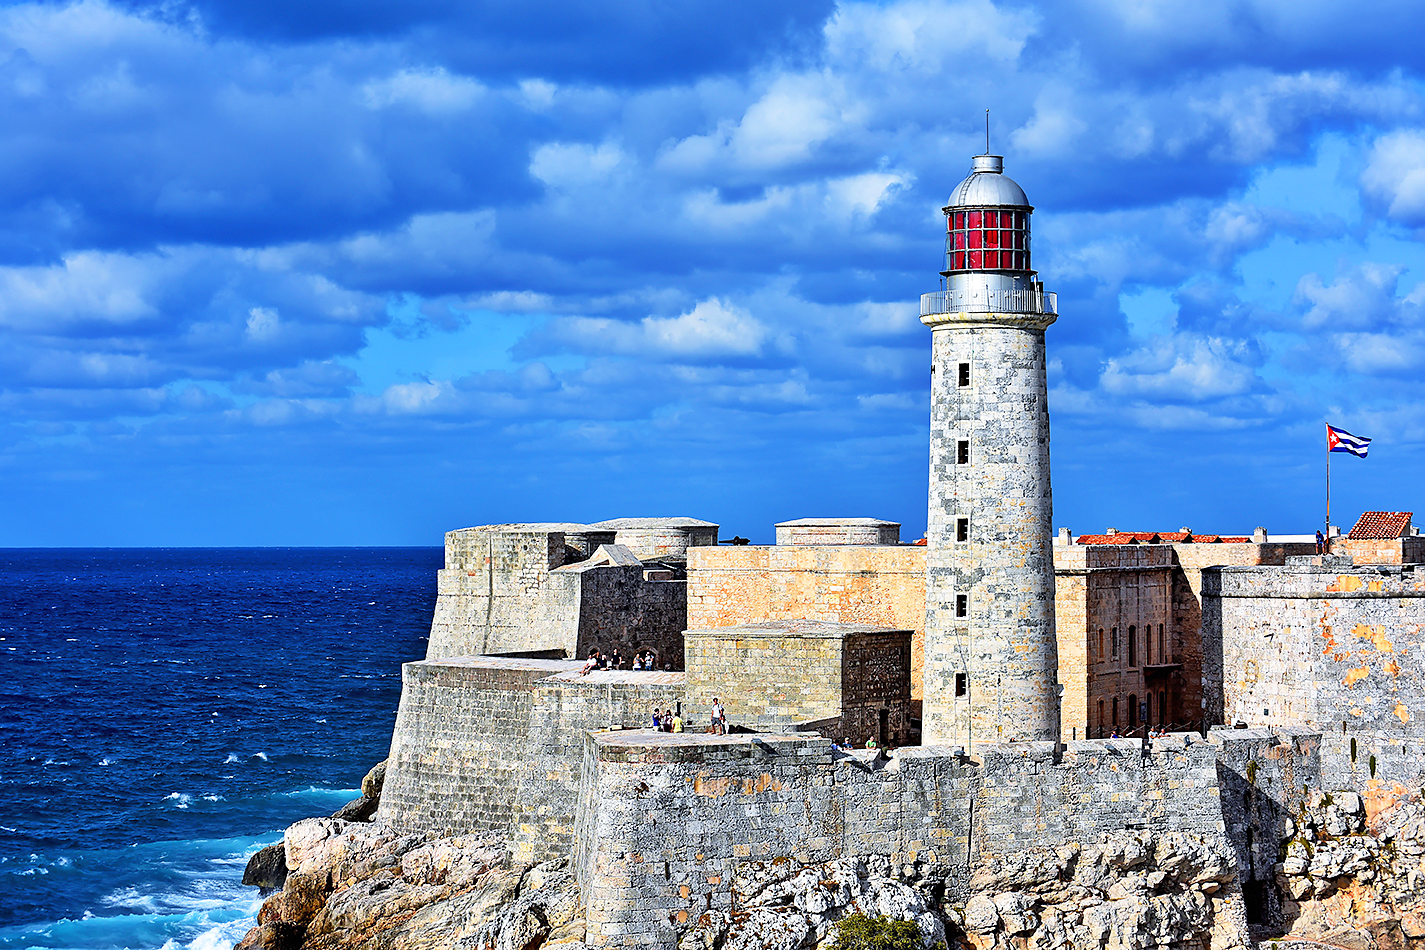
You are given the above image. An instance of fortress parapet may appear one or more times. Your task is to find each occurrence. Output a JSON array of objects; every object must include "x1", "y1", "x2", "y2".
[
  {"x1": 684, "y1": 620, "x2": 912, "y2": 745},
  {"x1": 592, "y1": 517, "x2": 719, "y2": 559},
  {"x1": 427, "y1": 523, "x2": 689, "y2": 665},
  {"x1": 774, "y1": 518, "x2": 900, "y2": 546},
  {"x1": 573, "y1": 731, "x2": 1248, "y2": 948}
]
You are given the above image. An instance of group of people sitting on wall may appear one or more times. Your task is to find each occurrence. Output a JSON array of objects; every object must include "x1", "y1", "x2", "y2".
[{"x1": 579, "y1": 647, "x2": 667, "y2": 675}]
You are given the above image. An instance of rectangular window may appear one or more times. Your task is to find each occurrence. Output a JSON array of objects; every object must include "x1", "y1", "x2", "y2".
[
  {"x1": 957, "y1": 362, "x2": 970, "y2": 387},
  {"x1": 967, "y1": 210, "x2": 981, "y2": 228},
  {"x1": 967, "y1": 229, "x2": 982, "y2": 249},
  {"x1": 968, "y1": 249, "x2": 982, "y2": 268},
  {"x1": 955, "y1": 594, "x2": 968, "y2": 617},
  {"x1": 984, "y1": 210, "x2": 998, "y2": 227},
  {"x1": 1111, "y1": 626, "x2": 1119, "y2": 657},
  {"x1": 956, "y1": 440, "x2": 969, "y2": 464},
  {"x1": 956, "y1": 518, "x2": 968, "y2": 542},
  {"x1": 984, "y1": 250, "x2": 999, "y2": 268},
  {"x1": 985, "y1": 228, "x2": 999, "y2": 248},
  {"x1": 952, "y1": 251, "x2": 965, "y2": 269},
  {"x1": 955, "y1": 672, "x2": 967, "y2": 697}
]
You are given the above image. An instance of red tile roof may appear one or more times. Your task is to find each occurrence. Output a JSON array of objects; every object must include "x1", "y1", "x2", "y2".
[
  {"x1": 1076, "y1": 531, "x2": 1243, "y2": 545},
  {"x1": 1347, "y1": 511, "x2": 1413, "y2": 539}
]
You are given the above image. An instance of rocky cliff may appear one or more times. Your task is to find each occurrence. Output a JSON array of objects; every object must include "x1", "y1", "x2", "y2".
[
  {"x1": 237, "y1": 816, "x2": 1251, "y2": 950},
  {"x1": 1273, "y1": 788, "x2": 1425, "y2": 949}
]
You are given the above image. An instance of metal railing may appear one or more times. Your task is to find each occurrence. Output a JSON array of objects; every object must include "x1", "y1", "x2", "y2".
[{"x1": 920, "y1": 287, "x2": 1058, "y2": 316}]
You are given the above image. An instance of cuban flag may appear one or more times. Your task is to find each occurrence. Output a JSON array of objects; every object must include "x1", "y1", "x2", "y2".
[{"x1": 1327, "y1": 424, "x2": 1371, "y2": 458}]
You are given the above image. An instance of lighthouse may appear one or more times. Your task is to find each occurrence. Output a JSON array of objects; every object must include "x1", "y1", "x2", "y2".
[{"x1": 920, "y1": 153, "x2": 1060, "y2": 748}]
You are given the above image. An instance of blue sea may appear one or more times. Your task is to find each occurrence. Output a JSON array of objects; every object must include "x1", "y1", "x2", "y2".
[{"x1": 0, "y1": 548, "x2": 443, "y2": 950}]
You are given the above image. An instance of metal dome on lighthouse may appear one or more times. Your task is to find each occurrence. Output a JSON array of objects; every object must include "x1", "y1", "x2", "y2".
[{"x1": 922, "y1": 152, "x2": 1055, "y2": 319}]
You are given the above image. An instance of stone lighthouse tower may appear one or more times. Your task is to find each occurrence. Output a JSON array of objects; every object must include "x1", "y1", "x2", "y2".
[{"x1": 920, "y1": 153, "x2": 1059, "y2": 748}]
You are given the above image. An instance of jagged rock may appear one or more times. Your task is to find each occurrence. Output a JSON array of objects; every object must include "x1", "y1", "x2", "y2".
[
  {"x1": 678, "y1": 911, "x2": 730, "y2": 950},
  {"x1": 401, "y1": 838, "x2": 505, "y2": 888},
  {"x1": 721, "y1": 908, "x2": 812, "y2": 950},
  {"x1": 280, "y1": 869, "x2": 334, "y2": 928},
  {"x1": 330, "y1": 796, "x2": 378, "y2": 823},
  {"x1": 963, "y1": 894, "x2": 999, "y2": 934},
  {"x1": 236, "y1": 922, "x2": 305, "y2": 950},
  {"x1": 242, "y1": 811, "x2": 1247, "y2": 950},
  {"x1": 244, "y1": 842, "x2": 290, "y2": 892},
  {"x1": 361, "y1": 761, "x2": 387, "y2": 801},
  {"x1": 992, "y1": 892, "x2": 1036, "y2": 934}
]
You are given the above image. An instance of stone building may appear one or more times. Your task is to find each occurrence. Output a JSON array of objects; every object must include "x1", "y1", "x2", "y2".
[
  {"x1": 1056, "y1": 529, "x2": 1317, "y2": 738},
  {"x1": 684, "y1": 620, "x2": 913, "y2": 745},
  {"x1": 425, "y1": 522, "x2": 699, "y2": 666},
  {"x1": 685, "y1": 518, "x2": 926, "y2": 705},
  {"x1": 1331, "y1": 509, "x2": 1425, "y2": 564},
  {"x1": 1052, "y1": 540, "x2": 1174, "y2": 737},
  {"x1": 1203, "y1": 510, "x2": 1425, "y2": 790}
]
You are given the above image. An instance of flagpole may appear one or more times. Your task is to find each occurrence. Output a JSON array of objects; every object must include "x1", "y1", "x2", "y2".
[{"x1": 1326, "y1": 434, "x2": 1331, "y2": 538}]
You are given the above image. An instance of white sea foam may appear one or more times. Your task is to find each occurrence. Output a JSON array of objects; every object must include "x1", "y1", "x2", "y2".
[
  {"x1": 251, "y1": 752, "x2": 268, "y2": 762},
  {"x1": 224, "y1": 753, "x2": 240, "y2": 764},
  {"x1": 200, "y1": 794, "x2": 224, "y2": 802},
  {"x1": 165, "y1": 792, "x2": 194, "y2": 809},
  {"x1": 99, "y1": 757, "x2": 115, "y2": 766}
]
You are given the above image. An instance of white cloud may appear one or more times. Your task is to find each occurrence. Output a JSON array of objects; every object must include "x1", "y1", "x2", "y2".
[
  {"x1": 1294, "y1": 264, "x2": 1408, "y2": 330},
  {"x1": 245, "y1": 307, "x2": 281, "y2": 342},
  {"x1": 361, "y1": 68, "x2": 485, "y2": 113},
  {"x1": 1101, "y1": 335, "x2": 1261, "y2": 400},
  {"x1": 530, "y1": 141, "x2": 625, "y2": 188},
  {"x1": 824, "y1": 0, "x2": 1037, "y2": 73},
  {"x1": 1362, "y1": 130, "x2": 1425, "y2": 224}
]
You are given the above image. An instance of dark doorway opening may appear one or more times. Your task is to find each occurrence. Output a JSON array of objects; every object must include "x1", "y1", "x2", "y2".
[{"x1": 1242, "y1": 880, "x2": 1268, "y2": 925}]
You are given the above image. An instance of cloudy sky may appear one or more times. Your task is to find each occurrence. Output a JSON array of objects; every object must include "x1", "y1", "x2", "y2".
[{"x1": 2, "y1": 0, "x2": 1422, "y2": 545}]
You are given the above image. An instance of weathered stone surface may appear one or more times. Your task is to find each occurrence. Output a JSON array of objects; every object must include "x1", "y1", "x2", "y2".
[
  {"x1": 237, "y1": 820, "x2": 581, "y2": 950},
  {"x1": 330, "y1": 796, "x2": 378, "y2": 823},
  {"x1": 1274, "y1": 789, "x2": 1425, "y2": 947},
  {"x1": 244, "y1": 842, "x2": 289, "y2": 892},
  {"x1": 361, "y1": 761, "x2": 386, "y2": 800}
]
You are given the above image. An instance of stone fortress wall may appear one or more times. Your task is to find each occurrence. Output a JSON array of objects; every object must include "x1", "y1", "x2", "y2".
[
  {"x1": 380, "y1": 653, "x2": 689, "y2": 861},
  {"x1": 427, "y1": 523, "x2": 690, "y2": 665},
  {"x1": 686, "y1": 542, "x2": 927, "y2": 702},
  {"x1": 572, "y1": 730, "x2": 1259, "y2": 948},
  {"x1": 1203, "y1": 553, "x2": 1425, "y2": 793},
  {"x1": 684, "y1": 621, "x2": 913, "y2": 745}
]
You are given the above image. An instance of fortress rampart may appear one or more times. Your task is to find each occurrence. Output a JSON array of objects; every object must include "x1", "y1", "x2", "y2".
[
  {"x1": 428, "y1": 525, "x2": 686, "y2": 665},
  {"x1": 1203, "y1": 558, "x2": 1425, "y2": 791},
  {"x1": 572, "y1": 731, "x2": 1251, "y2": 947}
]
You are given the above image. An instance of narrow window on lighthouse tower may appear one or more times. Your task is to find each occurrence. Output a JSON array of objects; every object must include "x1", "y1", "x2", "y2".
[
  {"x1": 955, "y1": 518, "x2": 969, "y2": 542},
  {"x1": 957, "y1": 362, "x2": 970, "y2": 387},
  {"x1": 955, "y1": 594, "x2": 968, "y2": 617},
  {"x1": 955, "y1": 672, "x2": 967, "y2": 697},
  {"x1": 956, "y1": 440, "x2": 969, "y2": 464}
]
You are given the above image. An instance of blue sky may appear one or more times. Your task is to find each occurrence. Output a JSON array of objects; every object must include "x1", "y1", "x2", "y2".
[{"x1": 2, "y1": 0, "x2": 1424, "y2": 545}]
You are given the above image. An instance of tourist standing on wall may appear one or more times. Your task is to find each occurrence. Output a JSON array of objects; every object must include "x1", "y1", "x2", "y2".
[{"x1": 711, "y1": 698, "x2": 726, "y2": 735}]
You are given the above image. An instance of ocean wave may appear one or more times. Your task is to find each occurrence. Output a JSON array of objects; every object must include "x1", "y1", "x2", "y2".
[
  {"x1": 272, "y1": 785, "x2": 359, "y2": 800},
  {"x1": 163, "y1": 793, "x2": 193, "y2": 809},
  {"x1": 223, "y1": 753, "x2": 240, "y2": 764},
  {"x1": 251, "y1": 752, "x2": 268, "y2": 762}
]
